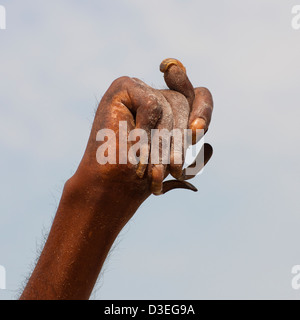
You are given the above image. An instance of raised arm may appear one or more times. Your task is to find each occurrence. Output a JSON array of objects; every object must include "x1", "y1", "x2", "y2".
[{"x1": 20, "y1": 59, "x2": 214, "y2": 300}]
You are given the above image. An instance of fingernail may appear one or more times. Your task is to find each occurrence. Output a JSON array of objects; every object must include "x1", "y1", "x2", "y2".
[
  {"x1": 160, "y1": 58, "x2": 186, "y2": 74},
  {"x1": 191, "y1": 118, "x2": 206, "y2": 130},
  {"x1": 151, "y1": 165, "x2": 164, "y2": 195},
  {"x1": 136, "y1": 163, "x2": 147, "y2": 178},
  {"x1": 190, "y1": 118, "x2": 206, "y2": 144}
]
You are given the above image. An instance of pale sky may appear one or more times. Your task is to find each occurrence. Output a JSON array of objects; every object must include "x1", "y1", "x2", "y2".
[{"x1": 1, "y1": 0, "x2": 300, "y2": 299}]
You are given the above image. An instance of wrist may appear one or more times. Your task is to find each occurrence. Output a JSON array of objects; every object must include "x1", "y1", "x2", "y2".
[
  {"x1": 66, "y1": 168, "x2": 150, "y2": 220},
  {"x1": 64, "y1": 170, "x2": 149, "y2": 226}
]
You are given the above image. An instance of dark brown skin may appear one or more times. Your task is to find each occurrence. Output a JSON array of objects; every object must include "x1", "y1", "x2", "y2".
[{"x1": 20, "y1": 59, "x2": 214, "y2": 300}]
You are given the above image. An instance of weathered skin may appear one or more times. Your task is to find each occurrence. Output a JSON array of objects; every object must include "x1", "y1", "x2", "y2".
[{"x1": 20, "y1": 59, "x2": 214, "y2": 300}]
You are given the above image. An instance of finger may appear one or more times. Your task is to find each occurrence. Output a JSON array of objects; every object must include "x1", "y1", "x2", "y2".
[
  {"x1": 160, "y1": 58, "x2": 197, "y2": 180},
  {"x1": 148, "y1": 96, "x2": 173, "y2": 195},
  {"x1": 126, "y1": 78, "x2": 173, "y2": 195},
  {"x1": 189, "y1": 87, "x2": 214, "y2": 144},
  {"x1": 161, "y1": 90, "x2": 190, "y2": 180},
  {"x1": 160, "y1": 58, "x2": 195, "y2": 109},
  {"x1": 128, "y1": 78, "x2": 162, "y2": 179}
]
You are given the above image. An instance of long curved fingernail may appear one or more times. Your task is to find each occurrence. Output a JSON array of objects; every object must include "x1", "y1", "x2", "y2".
[
  {"x1": 160, "y1": 58, "x2": 186, "y2": 74},
  {"x1": 162, "y1": 180, "x2": 198, "y2": 194}
]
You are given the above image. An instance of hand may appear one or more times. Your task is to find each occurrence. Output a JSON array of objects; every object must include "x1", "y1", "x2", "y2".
[
  {"x1": 72, "y1": 58, "x2": 213, "y2": 203},
  {"x1": 20, "y1": 59, "x2": 214, "y2": 300}
]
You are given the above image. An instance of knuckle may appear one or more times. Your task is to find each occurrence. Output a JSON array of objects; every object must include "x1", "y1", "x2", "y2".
[
  {"x1": 145, "y1": 95, "x2": 158, "y2": 107},
  {"x1": 195, "y1": 87, "x2": 213, "y2": 100},
  {"x1": 110, "y1": 76, "x2": 131, "y2": 90},
  {"x1": 146, "y1": 96, "x2": 162, "y2": 115}
]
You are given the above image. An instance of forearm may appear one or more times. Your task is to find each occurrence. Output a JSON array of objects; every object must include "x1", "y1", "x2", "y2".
[{"x1": 20, "y1": 173, "x2": 146, "y2": 300}]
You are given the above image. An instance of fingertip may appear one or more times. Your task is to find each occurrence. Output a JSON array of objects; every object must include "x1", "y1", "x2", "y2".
[
  {"x1": 169, "y1": 164, "x2": 183, "y2": 180},
  {"x1": 151, "y1": 164, "x2": 164, "y2": 195},
  {"x1": 190, "y1": 118, "x2": 206, "y2": 144},
  {"x1": 169, "y1": 152, "x2": 184, "y2": 180},
  {"x1": 190, "y1": 118, "x2": 206, "y2": 130},
  {"x1": 136, "y1": 163, "x2": 147, "y2": 178},
  {"x1": 160, "y1": 58, "x2": 186, "y2": 74}
]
